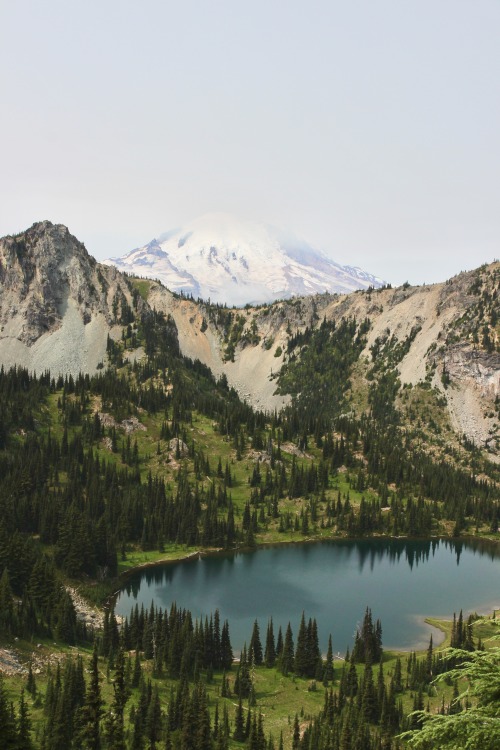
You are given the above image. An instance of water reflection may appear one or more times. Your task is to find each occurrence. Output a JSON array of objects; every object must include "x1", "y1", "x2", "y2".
[{"x1": 116, "y1": 538, "x2": 500, "y2": 653}]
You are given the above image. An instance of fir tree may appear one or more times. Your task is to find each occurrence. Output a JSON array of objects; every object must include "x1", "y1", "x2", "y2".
[
  {"x1": 264, "y1": 618, "x2": 276, "y2": 668},
  {"x1": 17, "y1": 689, "x2": 33, "y2": 750},
  {"x1": 323, "y1": 634, "x2": 334, "y2": 685},
  {"x1": 233, "y1": 696, "x2": 245, "y2": 742},
  {"x1": 280, "y1": 623, "x2": 294, "y2": 676},
  {"x1": 0, "y1": 674, "x2": 19, "y2": 749},
  {"x1": 249, "y1": 619, "x2": 263, "y2": 666},
  {"x1": 77, "y1": 644, "x2": 103, "y2": 750}
]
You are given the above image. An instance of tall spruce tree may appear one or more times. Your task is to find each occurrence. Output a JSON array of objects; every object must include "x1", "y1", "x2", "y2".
[
  {"x1": 77, "y1": 644, "x2": 103, "y2": 750},
  {"x1": 323, "y1": 634, "x2": 334, "y2": 685},
  {"x1": 264, "y1": 618, "x2": 276, "y2": 668},
  {"x1": 0, "y1": 674, "x2": 18, "y2": 749},
  {"x1": 249, "y1": 619, "x2": 263, "y2": 666},
  {"x1": 280, "y1": 623, "x2": 294, "y2": 676}
]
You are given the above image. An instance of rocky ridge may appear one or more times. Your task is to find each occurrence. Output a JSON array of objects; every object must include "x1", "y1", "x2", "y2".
[
  {"x1": 0, "y1": 221, "x2": 499, "y2": 459},
  {"x1": 0, "y1": 221, "x2": 140, "y2": 376},
  {"x1": 146, "y1": 266, "x2": 500, "y2": 456}
]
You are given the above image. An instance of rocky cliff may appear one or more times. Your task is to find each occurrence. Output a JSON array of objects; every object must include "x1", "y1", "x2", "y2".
[
  {"x1": 0, "y1": 221, "x2": 137, "y2": 375},
  {"x1": 1, "y1": 221, "x2": 499, "y2": 460},
  {"x1": 146, "y1": 264, "x2": 500, "y2": 456}
]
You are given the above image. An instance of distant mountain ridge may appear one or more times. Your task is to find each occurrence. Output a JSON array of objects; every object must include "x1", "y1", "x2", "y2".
[
  {"x1": 1, "y1": 220, "x2": 499, "y2": 458},
  {"x1": 103, "y1": 213, "x2": 385, "y2": 305}
]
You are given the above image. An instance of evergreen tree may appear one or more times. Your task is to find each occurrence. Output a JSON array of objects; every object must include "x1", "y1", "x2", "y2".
[
  {"x1": 294, "y1": 612, "x2": 308, "y2": 677},
  {"x1": 234, "y1": 645, "x2": 252, "y2": 698},
  {"x1": 264, "y1": 619, "x2": 276, "y2": 668},
  {"x1": 280, "y1": 623, "x2": 294, "y2": 676},
  {"x1": 105, "y1": 646, "x2": 128, "y2": 750},
  {"x1": 276, "y1": 627, "x2": 283, "y2": 660},
  {"x1": 292, "y1": 713, "x2": 300, "y2": 750},
  {"x1": 17, "y1": 689, "x2": 33, "y2": 750},
  {"x1": 361, "y1": 662, "x2": 378, "y2": 724},
  {"x1": 0, "y1": 674, "x2": 18, "y2": 749},
  {"x1": 220, "y1": 620, "x2": 233, "y2": 670},
  {"x1": 0, "y1": 568, "x2": 14, "y2": 635},
  {"x1": 249, "y1": 619, "x2": 263, "y2": 666},
  {"x1": 77, "y1": 644, "x2": 103, "y2": 750},
  {"x1": 26, "y1": 662, "x2": 37, "y2": 697},
  {"x1": 132, "y1": 648, "x2": 142, "y2": 689},
  {"x1": 145, "y1": 686, "x2": 162, "y2": 749},
  {"x1": 233, "y1": 696, "x2": 245, "y2": 742},
  {"x1": 323, "y1": 634, "x2": 334, "y2": 685}
]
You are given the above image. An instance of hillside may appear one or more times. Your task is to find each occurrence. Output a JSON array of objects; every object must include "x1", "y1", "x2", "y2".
[
  {"x1": 147, "y1": 264, "x2": 500, "y2": 460},
  {"x1": 1, "y1": 222, "x2": 499, "y2": 460},
  {"x1": 1, "y1": 222, "x2": 500, "y2": 748}
]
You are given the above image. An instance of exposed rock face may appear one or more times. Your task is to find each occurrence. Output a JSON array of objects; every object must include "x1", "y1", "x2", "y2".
[
  {"x1": 147, "y1": 266, "x2": 500, "y2": 455},
  {"x1": 1, "y1": 220, "x2": 499, "y2": 459},
  {"x1": 445, "y1": 346, "x2": 500, "y2": 399},
  {"x1": 443, "y1": 344, "x2": 500, "y2": 452},
  {"x1": 0, "y1": 222, "x2": 136, "y2": 375},
  {"x1": 1, "y1": 222, "x2": 96, "y2": 343}
]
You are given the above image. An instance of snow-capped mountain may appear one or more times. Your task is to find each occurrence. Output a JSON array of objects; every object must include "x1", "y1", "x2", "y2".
[{"x1": 104, "y1": 213, "x2": 385, "y2": 305}]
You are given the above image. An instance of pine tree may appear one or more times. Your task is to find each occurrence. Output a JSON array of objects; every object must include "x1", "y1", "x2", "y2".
[
  {"x1": 0, "y1": 568, "x2": 14, "y2": 635},
  {"x1": 361, "y1": 663, "x2": 378, "y2": 723},
  {"x1": 249, "y1": 619, "x2": 263, "y2": 666},
  {"x1": 308, "y1": 618, "x2": 321, "y2": 679},
  {"x1": 276, "y1": 627, "x2": 283, "y2": 660},
  {"x1": 323, "y1": 634, "x2": 334, "y2": 685},
  {"x1": 195, "y1": 684, "x2": 212, "y2": 750},
  {"x1": 426, "y1": 635, "x2": 433, "y2": 680},
  {"x1": 145, "y1": 687, "x2": 162, "y2": 749},
  {"x1": 132, "y1": 647, "x2": 142, "y2": 688},
  {"x1": 234, "y1": 645, "x2": 252, "y2": 698},
  {"x1": 280, "y1": 623, "x2": 294, "y2": 676},
  {"x1": 292, "y1": 713, "x2": 300, "y2": 750},
  {"x1": 346, "y1": 659, "x2": 358, "y2": 697},
  {"x1": 221, "y1": 620, "x2": 233, "y2": 670},
  {"x1": 233, "y1": 696, "x2": 245, "y2": 742},
  {"x1": 392, "y1": 657, "x2": 403, "y2": 693},
  {"x1": 294, "y1": 612, "x2": 308, "y2": 677},
  {"x1": 77, "y1": 644, "x2": 103, "y2": 750},
  {"x1": 264, "y1": 619, "x2": 276, "y2": 668},
  {"x1": 105, "y1": 646, "x2": 128, "y2": 750},
  {"x1": 0, "y1": 674, "x2": 18, "y2": 749},
  {"x1": 26, "y1": 662, "x2": 37, "y2": 697},
  {"x1": 18, "y1": 689, "x2": 33, "y2": 750}
]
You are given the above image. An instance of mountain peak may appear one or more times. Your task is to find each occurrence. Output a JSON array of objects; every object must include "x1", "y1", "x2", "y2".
[{"x1": 104, "y1": 214, "x2": 385, "y2": 306}]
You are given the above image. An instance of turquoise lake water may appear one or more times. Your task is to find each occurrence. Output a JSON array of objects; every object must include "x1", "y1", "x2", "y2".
[{"x1": 115, "y1": 538, "x2": 500, "y2": 654}]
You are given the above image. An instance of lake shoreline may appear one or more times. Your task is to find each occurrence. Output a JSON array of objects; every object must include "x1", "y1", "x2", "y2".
[
  {"x1": 116, "y1": 531, "x2": 500, "y2": 581},
  {"x1": 113, "y1": 535, "x2": 500, "y2": 655}
]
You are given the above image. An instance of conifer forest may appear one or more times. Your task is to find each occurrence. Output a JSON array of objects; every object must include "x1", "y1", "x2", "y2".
[{"x1": 2, "y1": 271, "x2": 500, "y2": 749}]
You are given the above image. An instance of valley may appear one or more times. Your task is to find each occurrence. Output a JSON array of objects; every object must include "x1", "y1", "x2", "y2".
[{"x1": 1, "y1": 221, "x2": 500, "y2": 748}]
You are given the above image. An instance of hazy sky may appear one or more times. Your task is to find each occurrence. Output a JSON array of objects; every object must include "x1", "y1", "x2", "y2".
[{"x1": 1, "y1": 1, "x2": 499, "y2": 286}]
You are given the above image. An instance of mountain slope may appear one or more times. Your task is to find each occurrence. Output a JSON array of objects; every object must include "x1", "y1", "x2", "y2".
[
  {"x1": 0, "y1": 221, "x2": 140, "y2": 376},
  {"x1": 103, "y1": 213, "x2": 385, "y2": 305},
  {"x1": 1, "y1": 221, "x2": 499, "y2": 460},
  {"x1": 146, "y1": 265, "x2": 500, "y2": 456}
]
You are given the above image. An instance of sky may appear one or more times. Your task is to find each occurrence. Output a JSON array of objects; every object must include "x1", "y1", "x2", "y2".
[{"x1": 1, "y1": 0, "x2": 499, "y2": 287}]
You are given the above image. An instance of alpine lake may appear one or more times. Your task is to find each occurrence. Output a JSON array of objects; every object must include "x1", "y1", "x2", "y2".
[{"x1": 115, "y1": 538, "x2": 500, "y2": 655}]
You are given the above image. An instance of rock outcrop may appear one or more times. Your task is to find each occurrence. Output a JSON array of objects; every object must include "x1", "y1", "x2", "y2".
[
  {"x1": 1, "y1": 221, "x2": 499, "y2": 458},
  {"x1": 0, "y1": 221, "x2": 138, "y2": 376}
]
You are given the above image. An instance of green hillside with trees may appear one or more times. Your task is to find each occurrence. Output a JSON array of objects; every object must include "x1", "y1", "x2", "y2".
[{"x1": 1, "y1": 277, "x2": 500, "y2": 748}]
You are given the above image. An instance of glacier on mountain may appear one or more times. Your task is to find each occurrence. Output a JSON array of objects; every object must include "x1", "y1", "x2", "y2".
[{"x1": 104, "y1": 213, "x2": 385, "y2": 305}]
